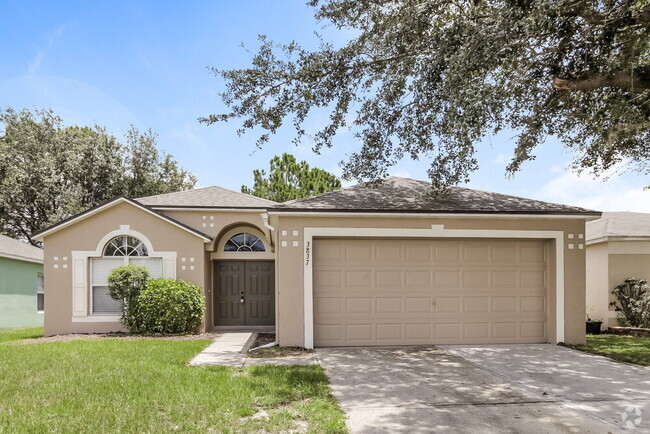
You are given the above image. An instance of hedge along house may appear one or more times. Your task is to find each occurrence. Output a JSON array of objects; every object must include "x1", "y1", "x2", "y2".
[
  {"x1": 34, "y1": 177, "x2": 600, "y2": 347},
  {"x1": 0, "y1": 234, "x2": 44, "y2": 329}
]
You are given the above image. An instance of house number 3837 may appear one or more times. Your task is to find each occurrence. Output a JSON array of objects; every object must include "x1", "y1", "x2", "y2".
[{"x1": 305, "y1": 241, "x2": 311, "y2": 266}]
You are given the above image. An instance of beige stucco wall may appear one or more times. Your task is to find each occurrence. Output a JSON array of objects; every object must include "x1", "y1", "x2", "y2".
[
  {"x1": 42, "y1": 205, "x2": 273, "y2": 336},
  {"x1": 586, "y1": 241, "x2": 650, "y2": 328},
  {"x1": 270, "y1": 214, "x2": 588, "y2": 346},
  {"x1": 42, "y1": 202, "x2": 208, "y2": 336},
  {"x1": 607, "y1": 245, "x2": 650, "y2": 328},
  {"x1": 585, "y1": 243, "x2": 609, "y2": 326}
]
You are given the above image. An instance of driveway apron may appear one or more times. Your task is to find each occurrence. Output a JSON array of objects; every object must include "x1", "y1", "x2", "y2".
[{"x1": 318, "y1": 345, "x2": 650, "y2": 433}]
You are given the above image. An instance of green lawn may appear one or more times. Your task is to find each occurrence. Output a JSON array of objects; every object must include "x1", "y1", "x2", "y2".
[
  {"x1": 0, "y1": 329, "x2": 346, "y2": 433},
  {"x1": 568, "y1": 334, "x2": 650, "y2": 366},
  {"x1": 0, "y1": 326, "x2": 43, "y2": 343}
]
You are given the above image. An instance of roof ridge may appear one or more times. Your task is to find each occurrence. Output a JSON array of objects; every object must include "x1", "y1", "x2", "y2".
[{"x1": 135, "y1": 185, "x2": 216, "y2": 201}]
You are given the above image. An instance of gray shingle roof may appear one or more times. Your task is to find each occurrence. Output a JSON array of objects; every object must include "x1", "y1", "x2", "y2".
[
  {"x1": 272, "y1": 177, "x2": 600, "y2": 215},
  {"x1": 0, "y1": 234, "x2": 43, "y2": 262},
  {"x1": 137, "y1": 186, "x2": 277, "y2": 208},
  {"x1": 587, "y1": 212, "x2": 650, "y2": 242}
]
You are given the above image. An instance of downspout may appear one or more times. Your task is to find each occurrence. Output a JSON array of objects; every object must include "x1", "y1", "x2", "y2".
[{"x1": 261, "y1": 212, "x2": 275, "y2": 250}]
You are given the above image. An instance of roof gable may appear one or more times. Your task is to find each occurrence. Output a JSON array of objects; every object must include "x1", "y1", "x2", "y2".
[
  {"x1": 32, "y1": 197, "x2": 212, "y2": 242},
  {"x1": 0, "y1": 235, "x2": 43, "y2": 263},
  {"x1": 273, "y1": 177, "x2": 600, "y2": 215},
  {"x1": 136, "y1": 185, "x2": 276, "y2": 208}
]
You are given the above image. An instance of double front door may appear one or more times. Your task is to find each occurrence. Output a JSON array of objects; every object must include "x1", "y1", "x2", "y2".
[{"x1": 213, "y1": 261, "x2": 275, "y2": 326}]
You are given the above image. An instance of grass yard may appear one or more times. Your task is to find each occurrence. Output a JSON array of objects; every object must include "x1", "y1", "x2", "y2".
[
  {"x1": 0, "y1": 326, "x2": 44, "y2": 343},
  {"x1": 0, "y1": 329, "x2": 346, "y2": 433},
  {"x1": 567, "y1": 334, "x2": 650, "y2": 366}
]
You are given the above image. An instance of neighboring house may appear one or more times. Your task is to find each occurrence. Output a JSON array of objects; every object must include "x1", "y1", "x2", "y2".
[
  {"x1": 0, "y1": 235, "x2": 44, "y2": 329},
  {"x1": 586, "y1": 212, "x2": 650, "y2": 329},
  {"x1": 33, "y1": 177, "x2": 600, "y2": 347}
]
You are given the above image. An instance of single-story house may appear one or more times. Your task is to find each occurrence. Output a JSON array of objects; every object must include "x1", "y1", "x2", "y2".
[
  {"x1": 34, "y1": 177, "x2": 600, "y2": 347},
  {"x1": 0, "y1": 234, "x2": 44, "y2": 329},
  {"x1": 586, "y1": 212, "x2": 650, "y2": 329}
]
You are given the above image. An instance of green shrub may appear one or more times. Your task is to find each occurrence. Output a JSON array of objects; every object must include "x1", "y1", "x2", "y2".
[
  {"x1": 136, "y1": 279, "x2": 205, "y2": 334},
  {"x1": 107, "y1": 265, "x2": 150, "y2": 331},
  {"x1": 611, "y1": 278, "x2": 650, "y2": 328}
]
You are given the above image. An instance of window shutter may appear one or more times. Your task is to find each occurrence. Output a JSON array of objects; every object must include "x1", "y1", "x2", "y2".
[{"x1": 72, "y1": 256, "x2": 88, "y2": 317}]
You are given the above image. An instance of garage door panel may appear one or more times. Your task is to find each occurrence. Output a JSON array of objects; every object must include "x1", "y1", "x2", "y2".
[
  {"x1": 314, "y1": 238, "x2": 549, "y2": 346},
  {"x1": 405, "y1": 245, "x2": 431, "y2": 261},
  {"x1": 434, "y1": 270, "x2": 460, "y2": 287},
  {"x1": 375, "y1": 243, "x2": 403, "y2": 262}
]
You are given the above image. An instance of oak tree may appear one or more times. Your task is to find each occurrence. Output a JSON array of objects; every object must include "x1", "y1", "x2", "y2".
[
  {"x1": 203, "y1": 0, "x2": 650, "y2": 189},
  {"x1": 0, "y1": 108, "x2": 197, "y2": 244}
]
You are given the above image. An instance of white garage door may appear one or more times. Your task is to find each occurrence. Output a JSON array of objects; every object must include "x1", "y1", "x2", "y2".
[{"x1": 313, "y1": 238, "x2": 549, "y2": 346}]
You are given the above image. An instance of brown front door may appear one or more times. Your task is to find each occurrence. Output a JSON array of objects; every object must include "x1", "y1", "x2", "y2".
[{"x1": 213, "y1": 261, "x2": 275, "y2": 326}]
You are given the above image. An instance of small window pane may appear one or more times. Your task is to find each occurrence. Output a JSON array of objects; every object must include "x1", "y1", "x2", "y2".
[
  {"x1": 92, "y1": 286, "x2": 123, "y2": 314},
  {"x1": 223, "y1": 233, "x2": 265, "y2": 252},
  {"x1": 37, "y1": 274, "x2": 44, "y2": 312},
  {"x1": 130, "y1": 257, "x2": 163, "y2": 279},
  {"x1": 92, "y1": 258, "x2": 124, "y2": 285}
]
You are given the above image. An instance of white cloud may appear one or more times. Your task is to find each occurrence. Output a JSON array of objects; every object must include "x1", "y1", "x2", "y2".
[{"x1": 536, "y1": 170, "x2": 650, "y2": 212}]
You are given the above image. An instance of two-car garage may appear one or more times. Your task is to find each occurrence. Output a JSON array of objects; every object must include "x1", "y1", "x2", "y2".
[{"x1": 312, "y1": 238, "x2": 549, "y2": 346}]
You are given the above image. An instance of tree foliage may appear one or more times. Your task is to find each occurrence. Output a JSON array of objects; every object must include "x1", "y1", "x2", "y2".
[
  {"x1": 611, "y1": 277, "x2": 650, "y2": 328},
  {"x1": 241, "y1": 153, "x2": 341, "y2": 202},
  {"x1": 0, "y1": 108, "x2": 197, "y2": 245},
  {"x1": 107, "y1": 265, "x2": 151, "y2": 332},
  {"x1": 136, "y1": 279, "x2": 205, "y2": 334},
  {"x1": 203, "y1": 0, "x2": 650, "y2": 189}
]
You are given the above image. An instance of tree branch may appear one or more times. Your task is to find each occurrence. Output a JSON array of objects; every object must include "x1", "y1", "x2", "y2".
[{"x1": 553, "y1": 72, "x2": 650, "y2": 91}]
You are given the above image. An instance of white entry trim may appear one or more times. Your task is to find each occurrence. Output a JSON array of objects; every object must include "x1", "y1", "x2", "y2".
[
  {"x1": 302, "y1": 225, "x2": 565, "y2": 349},
  {"x1": 71, "y1": 227, "x2": 177, "y2": 321}
]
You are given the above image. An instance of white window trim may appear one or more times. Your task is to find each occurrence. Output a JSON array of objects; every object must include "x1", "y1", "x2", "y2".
[
  {"x1": 302, "y1": 224, "x2": 565, "y2": 349},
  {"x1": 210, "y1": 226, "x2": 274, "y2": 260},
  {"x1": 71, "y1": 226, "x2": 177, "y2": 322}
]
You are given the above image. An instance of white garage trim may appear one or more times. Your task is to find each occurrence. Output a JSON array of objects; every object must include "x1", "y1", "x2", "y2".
[{"x1": 303, "y1": 225, "x2": 565, "y2": 349}]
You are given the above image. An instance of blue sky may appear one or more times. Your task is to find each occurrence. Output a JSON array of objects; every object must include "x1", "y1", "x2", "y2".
[{"x1": 1, "y1": 0, "x2": 648, "y2": 211}]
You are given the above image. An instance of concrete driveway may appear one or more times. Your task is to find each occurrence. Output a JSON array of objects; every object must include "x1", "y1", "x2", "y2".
[{"x1": 318, "y1": 344, "x2": 650, "y2": 433}]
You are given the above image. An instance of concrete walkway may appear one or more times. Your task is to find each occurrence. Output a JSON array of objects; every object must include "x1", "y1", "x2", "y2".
[
  {"x1": 188, "y1": 332, "x2": 253, "y2": 367},
  {"x1": 188, "y1": 332, "x2": 320, "y2": 367},
  {"x1": 319, "y1": 345, "x2": 650, "y2": 433}
]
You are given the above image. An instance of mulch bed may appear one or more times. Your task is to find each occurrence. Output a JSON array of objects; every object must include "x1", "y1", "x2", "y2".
[
  {"x1": 9, "y1": 332, "x2": 220, "y2": 345},
  {"x1": 247, "y1": 333, "x2": 314, "y2": 358}
]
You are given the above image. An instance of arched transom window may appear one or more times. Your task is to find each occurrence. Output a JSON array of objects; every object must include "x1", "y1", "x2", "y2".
[
  {"x1": 224, "y1": 233, "x2": 265, "y2": 252},
  {"x1": 103, "y1": 236, "x2": 148, "y2": 257}
]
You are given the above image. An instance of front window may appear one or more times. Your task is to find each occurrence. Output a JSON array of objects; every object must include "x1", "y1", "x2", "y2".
[
  {"x1": 91, "y1": 236, "x2": 161, "y2": 315},
  {"x1": 224, "y1": 233, "x2": 265, "y2": 252},
  {"x1": 37, "y1": 273, "x2": 44, "y2": 312},
  {"x1": 103, "y1": 236, "x2": 148, "y2": 257}
]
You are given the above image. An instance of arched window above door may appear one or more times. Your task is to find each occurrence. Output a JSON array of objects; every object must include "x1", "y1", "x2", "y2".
[{"x1": 224, "y1": 233, "x2": 265, "y2": 252}]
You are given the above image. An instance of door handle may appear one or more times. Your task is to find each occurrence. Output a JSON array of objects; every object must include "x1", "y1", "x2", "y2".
[{"x1": 240, "y1": 291, "x2": 245, "y2": 304}]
